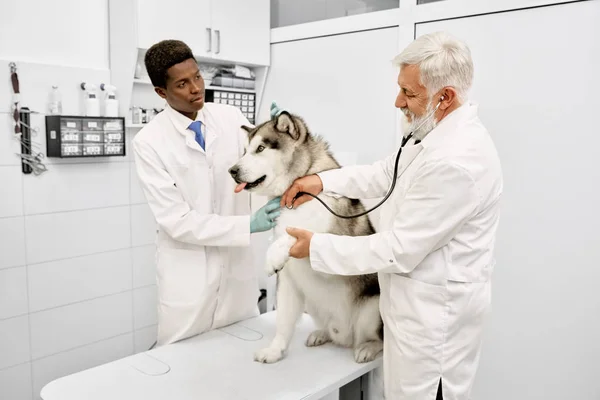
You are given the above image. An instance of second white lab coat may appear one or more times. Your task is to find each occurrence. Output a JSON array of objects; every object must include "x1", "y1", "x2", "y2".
[
  {"x1": 310, "y1": 103, "x2": 503, "y2": 399},
  {"x1": 133, "y1": 103, "x2": 259, "y2": 346}
]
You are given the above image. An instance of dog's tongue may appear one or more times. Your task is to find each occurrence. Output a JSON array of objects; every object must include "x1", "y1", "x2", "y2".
[{"x1": 234, "y1": 182, "x2": 247, "y2": 193}]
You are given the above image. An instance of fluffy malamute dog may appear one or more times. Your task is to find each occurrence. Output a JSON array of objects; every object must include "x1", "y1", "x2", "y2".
[{"x1": 229, "y1": 111, "x2": 383, "y2": 364}]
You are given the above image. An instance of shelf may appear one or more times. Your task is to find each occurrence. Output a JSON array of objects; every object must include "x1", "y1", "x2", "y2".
[
  {"x1": 133, "y1": 78, "x2": 152, "y2": 85},
  {"x1": 133, "y1": 78, "x2": 255, "y2": 93},
  {"x1": 207, "y1": 85, "x2": 256, "y2": 93},
  {"x1": 126, "y1": 124, "x2": 145, "y2": 128}
]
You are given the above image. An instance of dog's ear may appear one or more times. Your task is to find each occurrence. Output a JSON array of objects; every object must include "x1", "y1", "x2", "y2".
[
  {"x1": 241, "y1": 125, "x2": 253, "y2": 135},
  {"x1": 275, "y1": 112, "x2": 301, "y2": 140}
]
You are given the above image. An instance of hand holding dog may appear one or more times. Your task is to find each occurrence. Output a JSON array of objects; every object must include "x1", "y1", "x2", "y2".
[
  {"x1": 281, "y1": 174, "x2": 323, "y2": 209},
  {"x1": 250, "y1": 197, "x2": 282, "y2": 233},
  {"x1": 286, "y1": 227, "x2": 314, "y2": 259}
]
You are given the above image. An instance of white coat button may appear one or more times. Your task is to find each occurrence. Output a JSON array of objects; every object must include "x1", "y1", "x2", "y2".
[{"x1": 389, "y1": 259, "x2": 394, "y2": 263}]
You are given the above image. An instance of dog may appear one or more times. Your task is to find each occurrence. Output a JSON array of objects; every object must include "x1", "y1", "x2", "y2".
[{"x1": 228, "y1": 111, "x2": 384, "y2": 364}]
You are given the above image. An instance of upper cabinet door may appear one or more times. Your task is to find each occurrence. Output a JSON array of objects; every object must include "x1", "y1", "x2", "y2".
[
  {"x1": 210, "y1": 0, "x2": 270, "y2": 66},
  {"x1": 136, "y1": 0, "x2": 213, "y2": 57}
]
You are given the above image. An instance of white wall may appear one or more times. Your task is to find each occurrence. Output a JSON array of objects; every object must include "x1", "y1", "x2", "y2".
[
  {"x1": 259, "y1": 27, "x2": 400, "y2": 164},
  {"x1": 0, "y1": 2, "x2": 157, "y2": 399},
  {"x1": 0, "y1": 0, "x2": 109, "y2": 69},
  {"x1": 415, "y1": 1, "x2": 600, "y2": 399}
]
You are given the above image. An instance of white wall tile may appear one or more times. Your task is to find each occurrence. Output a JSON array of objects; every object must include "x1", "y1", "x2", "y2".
[
  {"x1": 0, "y1": 217, "x2": 26, "y2": 270},
  {"x1": 29, "y1": 292, "x2": 132, "y2": 359},
  {"x1": 25, "y1": 206, "x2": 130, "y2": 265},
  {"x1": 131, "y1": 204, "x2": 156, "y2": 247},
  {"x1": 134, "y1": 325, "x2": 157, "y2": 353},
  {"x1": 0, "y1": 114, "x2": 22, "y2": 167},
  {"x1": 28, "y1": 249, "x2": 132, "y2": 313},
  {"x1": 133, "y1": 245, "x2": 156, "y2": 288},
  {"x1": 33, "y1": 333, "x2": 133, "y2": 399},
  {"x1": 0, "y1": 166, "x2": 23, "y2": 218},
  {"x1": 0, "y1": 267, "x2": 28, "y2": 319},
  {"x1": 0, "y1": 362, "x2": 32, "y2": 400},
  {"x1": 0, "y1": 316, "x2": 30, "y2": 369},
  {"x1": 130, "y1": 161, "x2": 147, "y2": 204},
  {"x1": 133, "y1": 285, "x2": 157, "y2": 330},
  {"x1": 23, "y1": 162, "x2": 130, "y2": 215}
]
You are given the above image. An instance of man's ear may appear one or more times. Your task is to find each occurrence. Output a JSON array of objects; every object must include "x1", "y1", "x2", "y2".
[
  {"x1": 154, "y1": 87, "x2": 167, "y2": 100},
  {"x1": 275, "y1": 112, "x2": 300, "y2": 140},
  {"x1": 438, "y1": 87, "x2": 458, "y2": 110}
]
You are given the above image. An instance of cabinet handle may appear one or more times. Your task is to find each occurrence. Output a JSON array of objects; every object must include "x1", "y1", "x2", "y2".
[
  {"x1": 206, "y1": 28, "x2": 212, "y2": 53},
  {"x1": 215, "y1": 30, "x2": 220, "y2": 54}
]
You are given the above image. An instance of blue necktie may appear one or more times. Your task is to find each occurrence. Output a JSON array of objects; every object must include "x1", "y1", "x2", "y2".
[{"x1": 188, "y1": 120, "x2": 205, "y2": 150}]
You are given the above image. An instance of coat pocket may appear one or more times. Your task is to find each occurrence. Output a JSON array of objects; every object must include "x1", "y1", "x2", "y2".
[
  {"x1": 388, "y1": 274, "x2": 447, "y2": 346},
  {"x1": 156, "y1": 247, "x2": 209, "y2": 306}
]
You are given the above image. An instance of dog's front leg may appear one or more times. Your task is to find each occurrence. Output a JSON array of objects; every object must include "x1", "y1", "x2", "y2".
[
  {"x1": 265, "y1": 234, "x2": 296, "y2": 276},
  {"x1": 254, "y1": 269, "x2": 304, "y2": 363}
]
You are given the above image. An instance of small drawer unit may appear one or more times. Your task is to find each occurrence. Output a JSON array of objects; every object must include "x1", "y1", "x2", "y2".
[
  {"x1": 46, "y1": 116, "x2": 126, "y2": 158},
  {"x1": 207, "y1": 89, "x2": 256, "y2": 124}
]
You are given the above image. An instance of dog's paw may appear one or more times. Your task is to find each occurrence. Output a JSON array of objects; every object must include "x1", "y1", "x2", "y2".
[
  {"x1": 265, "y1": 256, "x2": 284, "y2": 277},
  {"x1": 265, "y1": 242, "x2": 289, "y2": 276},
  {"x1": 354, "y1": 341, "x2": 383, "y2": 363},
  {"x1": 305, "y1": 330, "x2": 331, "y2": 347},
  {"x1": 254, "y1": 347, "x2": 285, "y2": 363}
]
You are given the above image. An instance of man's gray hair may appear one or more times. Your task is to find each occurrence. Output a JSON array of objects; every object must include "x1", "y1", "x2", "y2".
[{"x1": 393, "y1": 31, "x2": 474, "y2": 102}]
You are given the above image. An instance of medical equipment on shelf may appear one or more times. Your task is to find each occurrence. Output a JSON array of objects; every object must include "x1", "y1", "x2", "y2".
[
  {"x1": 291, "y1": 97, "x2": 445, "y2": 218},
  {"x1": 80, "y1": 82, "x2": 100, "y2": 116}
]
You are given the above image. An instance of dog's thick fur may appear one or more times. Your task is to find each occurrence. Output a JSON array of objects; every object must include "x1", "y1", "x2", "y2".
[{"x1": 229, "y1": 112, "x2": 383, "y2": 364}]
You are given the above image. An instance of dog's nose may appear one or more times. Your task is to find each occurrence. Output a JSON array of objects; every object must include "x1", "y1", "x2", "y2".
[{"x1": 228, "y1": 166, "x2": 238, "y2": 177}]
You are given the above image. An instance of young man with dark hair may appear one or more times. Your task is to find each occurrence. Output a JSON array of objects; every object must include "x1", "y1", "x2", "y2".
[{"x1": 132, "y1": 40, "x2": 280, "y2": 346}]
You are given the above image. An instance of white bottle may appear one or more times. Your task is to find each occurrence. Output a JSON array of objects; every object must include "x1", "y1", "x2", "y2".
[
  {"x1": 48, "y1": 85, "x2": 62, "y2": 115},
  {"x1": 81, "y1": 82, "x2": 100, "y2": 117},
  {"x1": 100, "y1": 84, "x2": 119, "y2": 117}
]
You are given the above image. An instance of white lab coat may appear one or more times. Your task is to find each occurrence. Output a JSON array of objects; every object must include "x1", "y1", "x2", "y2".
[
  {"x1": 132, "y1": 103, "x2": 259, "y2": 346},
  {"x1": 310, "y1": 103, "x2": 503, "y2": 399}
]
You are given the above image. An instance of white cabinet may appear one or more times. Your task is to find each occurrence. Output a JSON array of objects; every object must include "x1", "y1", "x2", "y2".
[
  {"x1": 135, "y1": 0, "x2": 212, "y2": 58},
  {"x1": 135, "y1": 0, "x2": 270, "y2": 66},
  {"x1": 210, "y1": 0, "x2": 270, "y2": 66}
]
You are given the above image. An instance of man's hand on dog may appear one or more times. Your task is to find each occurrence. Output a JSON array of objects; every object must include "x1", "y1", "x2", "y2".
[
  {"x1": 281, "y1": 174, "x2": 323, "y2": 209},
  {"x1": 286, "y1": 227, "x2": 313, "y2": 259}
]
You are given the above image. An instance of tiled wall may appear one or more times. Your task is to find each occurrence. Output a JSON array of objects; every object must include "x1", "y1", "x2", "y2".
[{"x1": 0, "y1": 62, "x2": 158, "y2": 400}]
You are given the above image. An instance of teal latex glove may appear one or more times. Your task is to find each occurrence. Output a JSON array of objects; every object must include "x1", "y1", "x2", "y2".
[
  {"x1": 250, "y1": 197, "x2": 282, "y2": 233},
  {"x1": 270, "y1": 101, "x2": 288, "y2": 119}
]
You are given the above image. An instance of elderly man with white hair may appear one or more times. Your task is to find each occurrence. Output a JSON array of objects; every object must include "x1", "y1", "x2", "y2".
[{"x1": 281, "y1": 31, "x2": 503, "y2": 399}]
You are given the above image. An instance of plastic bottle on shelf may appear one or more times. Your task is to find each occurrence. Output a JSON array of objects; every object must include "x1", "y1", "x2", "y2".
[{"x1": 48, "y1": 85, "x2": 62, "y2": 115}]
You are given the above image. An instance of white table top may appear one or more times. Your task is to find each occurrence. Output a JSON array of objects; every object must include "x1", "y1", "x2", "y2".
[{"x1": 41, "y1": 311, "x2": 382, "y2": 400}]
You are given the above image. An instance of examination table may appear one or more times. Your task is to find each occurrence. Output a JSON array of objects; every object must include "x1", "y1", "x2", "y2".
[{"x1": 40, "y1": 311, "x2": 382, "y2": 400}]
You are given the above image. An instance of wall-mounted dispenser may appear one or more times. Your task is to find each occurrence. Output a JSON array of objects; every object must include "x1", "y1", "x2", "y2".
[
  {"x1": 80, "y1": 82, "x2": 100, "y2": 117},
  {"x1": 100, "y1": 83, "x2": 119, "y2": 117}
]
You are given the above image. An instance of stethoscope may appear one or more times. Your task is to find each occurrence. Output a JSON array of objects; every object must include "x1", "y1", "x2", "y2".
[{"x1": 290, "y1": 96, "x2": 444, "y2": 219}]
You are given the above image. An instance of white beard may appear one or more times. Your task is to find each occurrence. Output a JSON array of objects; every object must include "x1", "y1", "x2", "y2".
[{"x1": 400, "y1": 101, "x2": 438, "y2": 141}]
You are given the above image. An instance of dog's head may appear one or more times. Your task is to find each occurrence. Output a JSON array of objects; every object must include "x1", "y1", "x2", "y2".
[{"x1": 229, "y1": 111, "x2": 311, "y2": 197}]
